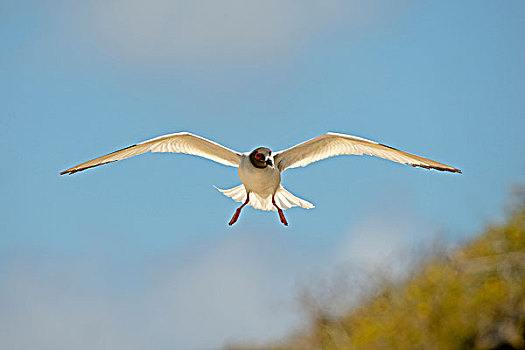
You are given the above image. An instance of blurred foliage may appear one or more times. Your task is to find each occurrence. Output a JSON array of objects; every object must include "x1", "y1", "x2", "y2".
[{"x1": 232, "y1": 195, "x2": 525, "y2": 350}]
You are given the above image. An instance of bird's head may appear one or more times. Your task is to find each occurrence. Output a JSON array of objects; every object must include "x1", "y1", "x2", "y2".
[{"x1": 249, "y1": 147, "x2": 273, "y2": 168}]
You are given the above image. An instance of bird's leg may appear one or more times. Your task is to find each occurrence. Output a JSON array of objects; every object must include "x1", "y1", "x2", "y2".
[
  {"x1": 272, "y1": 196, "x2": 288, "y2": 226},
  {"x1": 228, "y1": 193, "x2": 250, "y2": 226}
]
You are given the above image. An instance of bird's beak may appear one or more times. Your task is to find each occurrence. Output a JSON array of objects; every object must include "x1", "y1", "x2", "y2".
[{"x1": 266, "y1": 158, "x2": 273, "y2": 166}]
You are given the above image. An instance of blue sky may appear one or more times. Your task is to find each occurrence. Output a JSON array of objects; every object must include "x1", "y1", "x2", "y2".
[{"x1": 1, "y1": 1, "x2": 524, "y2": 349}]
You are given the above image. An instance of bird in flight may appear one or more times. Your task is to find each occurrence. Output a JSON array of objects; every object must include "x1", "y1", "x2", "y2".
[{"x1": 61, "y1": 132, "x2": 461, "y2": 226}]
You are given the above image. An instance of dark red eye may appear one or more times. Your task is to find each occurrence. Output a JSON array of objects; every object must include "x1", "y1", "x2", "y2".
[{"x1": 255, "y1": 153, "x2": 262, "y2": 160}]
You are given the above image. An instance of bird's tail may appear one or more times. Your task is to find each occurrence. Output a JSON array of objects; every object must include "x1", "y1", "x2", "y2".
[
  {"x1": 214, "y1": 184, "x2": 314, "y2": 211},
  {"x1": 214, "y1": 184, "x2": 247, "y2": 203}
]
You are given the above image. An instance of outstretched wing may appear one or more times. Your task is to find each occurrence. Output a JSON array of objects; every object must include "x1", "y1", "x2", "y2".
[
  {"x1": 60, "y1": 132, "x2": 242, "y2": 175},
  {"x1": 274, "y1": 132, "x2": 461, "y2": 173}
]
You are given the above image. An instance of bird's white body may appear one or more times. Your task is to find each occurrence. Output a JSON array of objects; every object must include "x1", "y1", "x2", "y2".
[
  {"x1": 213, "y1": 152, "x2": 313, "y2": 212},
  {"x1": 61, "y1": 131, "x2": 460, "y2": 225},
  {"x1": 238, "y1": 154, "x2": 280, "y2": 197},
  {"x1": 227, "y1": 153, "x2": 313, "y2": 212}
]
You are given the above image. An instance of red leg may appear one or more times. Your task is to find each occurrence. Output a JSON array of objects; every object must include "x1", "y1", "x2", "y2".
[
  {"x1": 272, "y1": 196, "x2": 288, "y2": 226},
  {"x1": 229, "y1": 193, "x2": 250, "y2": 226}
]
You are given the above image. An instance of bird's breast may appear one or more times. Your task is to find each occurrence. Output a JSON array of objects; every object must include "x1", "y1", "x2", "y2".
[{"x1": 238, "y1": 156, "x2": 281, "y2": 195}]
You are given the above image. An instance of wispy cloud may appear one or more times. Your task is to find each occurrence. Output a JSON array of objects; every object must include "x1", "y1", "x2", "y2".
[
  {"x1": 0, "y1": 231, "x2": 302, "y2": 349},
  {"x1": 65, "y1": 0, "x2": 408, "y2": 67},
  {"x1": 296, "y1": 206, "x2": 435, "y2": 318},
  {"x1": 338, "y1": 208, "x2": 431, "y2": 274},
  {"x1": 0, "y1": 210, "x2": 429, "y2": 349}
]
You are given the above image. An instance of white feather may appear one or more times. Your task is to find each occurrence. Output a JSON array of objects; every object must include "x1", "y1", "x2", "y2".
[
  {"x1": 216, "y1": 184, "x2": 314, "y2": 211},
  {"x1": 61, "y1": 132, "x2": 241, "y2": 175},
  {"x1": 274, "y1": 132, "x2": 461, "y2": 173}
]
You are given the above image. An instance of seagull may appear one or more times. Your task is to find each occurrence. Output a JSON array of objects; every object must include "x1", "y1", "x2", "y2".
[{"x1": 60, "y1": 132, "x2": 461, "y2": 226}]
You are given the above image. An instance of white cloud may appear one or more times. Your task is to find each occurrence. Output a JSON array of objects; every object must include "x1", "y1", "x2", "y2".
[
  {"x1": 0, "y1": 209, "x2": 431, "y2": 349},
  {"x1": 140, "y1": 233, "x2": 301, "y2": 349},
  {"x1": 297, "y1": 206, "x2": 434, "y2": 317},
  {"x1": 0, "y1": 231, "x2": 302, "y2": 350},
  {"x1": 338, "y1": 211, "x2": 427, "y2": 271},
  {"x1": 67, "y1": 0, "x2": 408, "y2": 67}
]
